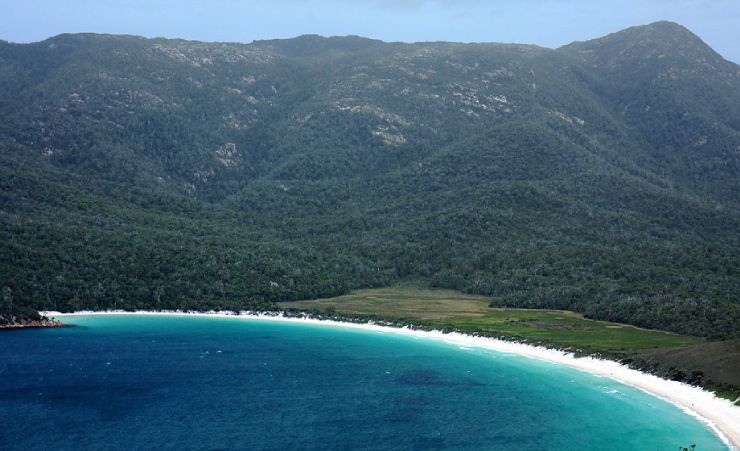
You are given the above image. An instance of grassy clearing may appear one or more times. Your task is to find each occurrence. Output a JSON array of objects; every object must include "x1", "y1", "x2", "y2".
[{"x1": 280, "y1": 287, "x2": 703, "y2": 352}]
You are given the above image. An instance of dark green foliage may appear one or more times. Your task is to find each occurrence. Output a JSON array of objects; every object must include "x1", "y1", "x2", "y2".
[
  {"x1": 625, "y1": 339, "x2": 740, "y2": 397},
  {"x1": 1, "y1": 22, "x2": 738, "y2": 337},
  {"x1": 0, "y1": 285, "x2": 42, "y2": 325}
]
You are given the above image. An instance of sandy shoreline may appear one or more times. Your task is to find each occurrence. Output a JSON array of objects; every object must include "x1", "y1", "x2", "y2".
[{"x1": 43, "y1": 309, "x2": 739, "y2": 450}]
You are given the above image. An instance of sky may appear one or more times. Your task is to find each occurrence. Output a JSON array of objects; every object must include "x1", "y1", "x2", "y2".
[{"x1": 1, "y1": 0, "x2": 739, "y2": 62}]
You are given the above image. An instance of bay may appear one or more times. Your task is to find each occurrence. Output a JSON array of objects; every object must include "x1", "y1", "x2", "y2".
[{"x1": 0, "y1": 315, "x2": 727, "y2": 450}]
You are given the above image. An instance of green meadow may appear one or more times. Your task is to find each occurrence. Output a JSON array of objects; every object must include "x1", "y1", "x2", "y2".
[{"x1": 280, "y1": 287, "x2": 702, "y2": 352}]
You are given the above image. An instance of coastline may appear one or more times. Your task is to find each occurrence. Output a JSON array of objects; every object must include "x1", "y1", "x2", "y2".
[
  {"x1": 0, "y1": 318, "x2": 64, "y2": 329},
  {"x1": 43, "y1": 310, "x2": 739, "y2": 450}
]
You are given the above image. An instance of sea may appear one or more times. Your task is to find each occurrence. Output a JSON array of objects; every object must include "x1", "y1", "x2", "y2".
[{"x1": 0, "y1": 315, "x2": 729, "y2": 450}]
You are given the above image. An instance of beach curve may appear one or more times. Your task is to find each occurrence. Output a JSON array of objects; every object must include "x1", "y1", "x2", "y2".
[{"x1": 42, "y1": 310, "x2": 739, "y2": 450}]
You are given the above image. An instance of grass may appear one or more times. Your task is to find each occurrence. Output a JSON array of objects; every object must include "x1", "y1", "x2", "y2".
[
  {"x1": 281, "y1": 287, "x2": 740, "y2": 398},
  {"x1": 631, "y1": 339, "x2": 740, "y2": 402},
  {"x1": 280, "y1": 287, "x2": 703, "y2": 352}
]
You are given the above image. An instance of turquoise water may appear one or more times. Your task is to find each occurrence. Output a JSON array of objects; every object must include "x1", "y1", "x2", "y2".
[{"x1": 0, "y1": 315, "x2": 728, "y2": 450}]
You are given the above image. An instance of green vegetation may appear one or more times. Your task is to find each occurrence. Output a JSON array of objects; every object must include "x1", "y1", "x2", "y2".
[
  {"x1": 281, "y1": 287, "x2": 739, "y2": 397},
  {"x1": 627, "y1": 339, "x2": 740, "y2": 404},
  {"x1": 281, "y1": 287, "x2": 702, "y2": 352},
  {"x1": 0, "y1": 22, "x2": 738, "y2": 342},
  {"x1": 0, "y1": 286, "x2": 43, "y2": 326}
]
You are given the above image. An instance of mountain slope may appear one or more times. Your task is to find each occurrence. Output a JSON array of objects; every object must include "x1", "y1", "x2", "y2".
[
  {"x1": 559, "y1": 21, "x2": 740, "y2": 202},
  {"x1": 1, "y1": 22, "x2": 738, "y2": 338}
]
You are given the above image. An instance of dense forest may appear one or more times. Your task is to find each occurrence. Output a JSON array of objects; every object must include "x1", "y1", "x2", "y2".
[{"x1": 1, "y1": 22, "x2": 738, "y2": 339}]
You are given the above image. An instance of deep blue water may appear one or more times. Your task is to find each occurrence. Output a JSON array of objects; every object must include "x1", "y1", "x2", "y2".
[{"x1": 0, "y1": 315, "x2": 728, "y2": 450}]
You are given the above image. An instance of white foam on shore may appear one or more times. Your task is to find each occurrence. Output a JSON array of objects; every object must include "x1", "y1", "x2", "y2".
[{"x1": 42, "y1": 309, "x2": 739, "y2": 450}]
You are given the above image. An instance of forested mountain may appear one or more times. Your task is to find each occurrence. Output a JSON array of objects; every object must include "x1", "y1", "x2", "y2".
[{"x1": 1, "y1": 22, "x2": 738, "y2": 338}]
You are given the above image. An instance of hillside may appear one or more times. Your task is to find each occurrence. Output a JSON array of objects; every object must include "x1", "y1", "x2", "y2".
[{"x1": 0, "y1": 22, "x2": 738, "y2": 339}]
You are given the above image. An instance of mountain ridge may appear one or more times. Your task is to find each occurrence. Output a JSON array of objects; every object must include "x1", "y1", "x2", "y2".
[
  {"x1": 3, "y1": 21, "x2": 728, "y2": 56},
  {"x1": 0, "y1": 22, "x2": 738, "y2": 339}
]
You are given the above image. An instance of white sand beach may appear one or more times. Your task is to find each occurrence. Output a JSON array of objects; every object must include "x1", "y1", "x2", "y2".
[{"x1": 43, "y1": 310, "x2": 739, "y2": 450}]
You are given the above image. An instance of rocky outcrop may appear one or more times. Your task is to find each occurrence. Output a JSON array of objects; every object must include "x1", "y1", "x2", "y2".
[{"x1": 0, "y1": 316, "x2": 64, "y2": 329}]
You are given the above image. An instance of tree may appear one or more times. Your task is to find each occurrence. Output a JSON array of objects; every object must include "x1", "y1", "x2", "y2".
[{"x1": 1, "y1": 286, "x2": 13, "y2": 313}]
